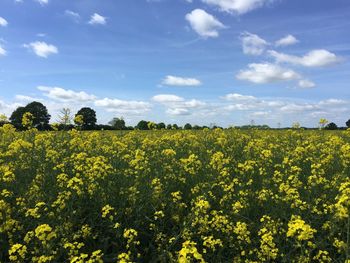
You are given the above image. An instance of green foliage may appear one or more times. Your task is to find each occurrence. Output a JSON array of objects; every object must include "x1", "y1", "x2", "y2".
[
  {"x1": 136, "y1": 120, "x2": 149, "y2": 130},
  {"x1": 10, "y1": 102, "x2": 50, "y2": 130},
  {"x1": 75, "y1": 107, "x2": 97, "y2": 130},
  {"x1": 325, "y1": 122, "x2": 338, "y2": 130},
  {"x1": 108, "y1": 117, "x2": 126, "y2": 130}
]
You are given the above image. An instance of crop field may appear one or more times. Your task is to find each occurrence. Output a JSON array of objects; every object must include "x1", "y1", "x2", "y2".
[{"x1": 0, "y1": 125, "x2": 349, "y2": 262}]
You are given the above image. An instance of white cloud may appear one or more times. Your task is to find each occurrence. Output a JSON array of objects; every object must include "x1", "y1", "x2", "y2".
[
  {"x1": 94, "y1": 98, "x2": 151, "y2": 115},
  {"x1": 250, "y1": 111, "x2": 270, "y2": 117},
  {"x1": 280, "y1": 103, "x2": 317, "y2": 113},
  {"x1": 65, "y1": 10, "x2": 80, "y2": 22},
  {"x1": 201, "y1": 0, "x2": 275, "y2": 14},
  {"x1": 37, "y1": 86, "x2": 97, "y2": 102},
  {"x1": 268, "y1": 49, "x2": 342, "y2": 67},
  {"x1": 0, "y1": 17, "x2": 8, "y2": 27},
  {"x1": 88, "y1": 13, "x2": 107, "y2": 25},
  {"x1": 223, "y1": 93, "x2": 258, "y2": 102},
  {"x1": 37, "y1": 33, "x2": 46, "y2": 37},
  {"x1": 166, "y1": 108, "x2": 191, "y2": 116},
  {"x1": 0, "y1": 45, "x2": 6, "y2": 56},
  {"x1": 185, "y1": 9, "x2": 225, "y2": 38},
  {"x1": 240, "y1": 32, "x2": 268, "y2": 55},
  {"x1": 275, "y1": 34, "x2": 299, "y2": 47},
  {"x1": 318, "y1": 99, "x2": 347, "y2": 106},
  {"x1": 15, "y1": 95, "x2": 43, "y2": 102},
  {"x1": 153, "y1": 94, "x2": 206, "y2": 116},
  {"x1": 152, "y1": 94, "x2": 185, "y2": 103},
  {"x1": 298, "y1": 79, "x2": 315, "y2": 89},
  {"x1": 23, "y1": 41, "x2": 58, "y2": 58},
  {"x1": 35, "y1": 0, "x2": 48, "y2": 5},
  {"x1": 161, "y1": 75, "x2": 202, "y2": 86},
  {"x1": 236, "y1": 63, "x2": 300, "y2": 84}
]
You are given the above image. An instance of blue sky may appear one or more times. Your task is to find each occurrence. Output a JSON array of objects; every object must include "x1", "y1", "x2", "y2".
[{"x1": 0, "y1": 0, "x2": 349, "y2": 127}]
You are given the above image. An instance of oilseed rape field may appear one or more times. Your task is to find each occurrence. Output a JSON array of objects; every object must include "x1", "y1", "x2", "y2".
[{"x1": 0, "y1": 125, "x2": 350, "y2": 262}]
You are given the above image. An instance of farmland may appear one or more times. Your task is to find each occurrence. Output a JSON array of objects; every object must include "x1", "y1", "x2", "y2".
[{"x1": 0, "y1": 125, "x2": 349, "y2": 262}]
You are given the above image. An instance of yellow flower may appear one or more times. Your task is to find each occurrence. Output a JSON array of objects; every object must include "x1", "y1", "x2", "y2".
[
  {"x1": 8, "y1": 243, "x2": 27, "y2": 262},
  {"x1": 34, "y1": 224, "x2": 56, "y2": 243},
  {"x1": 287, "y1": 215, "x2": 316, "y2": 241}
]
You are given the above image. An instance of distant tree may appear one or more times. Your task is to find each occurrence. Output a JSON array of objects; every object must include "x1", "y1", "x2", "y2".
[
  {"x1": 57, "y1": 108, "x2": 73, "y2": 126},
  {"x1": 157, "y1": 122, "x2": 166, "y2": 130},
  {"x1": 166, "y1": 124, "x2": 172, "y2": 130},
  {"x1": 75, "y1": 107, "x2": 97, "y2": 130},
  {"x1": 346, "y1": 119, "x2": 350, "y2": 128},
  {"x1": 10, "y1": 106, "x2": 27, "y2": 129},
  {"x1": 172, "y1": 124, "x2": 179, "y2": 130},
  {"x1": 325, "y1": 122, "x2": 338, "y2": 130},
  {"x1": 184, "y1": 123, "x2": 192, "y2": 130},
  {"x1": 24, "y1": 101, "x2": 51, "y2": 130},
  {"x1": 136, "y1": 120, "x2": 149, "y2": 130},
  {"x1": 109, "y1": 117, "x2": 126, "y2": 130}
]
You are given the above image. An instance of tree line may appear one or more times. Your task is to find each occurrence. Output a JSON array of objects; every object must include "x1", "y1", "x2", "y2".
[{"x1": 0, "y1": 101, "x2": 349, "y2": 131}]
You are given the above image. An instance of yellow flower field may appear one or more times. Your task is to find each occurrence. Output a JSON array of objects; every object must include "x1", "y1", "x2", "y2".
[{"x1": 0, "y1": 124, "x2": 349, "y2": 262}]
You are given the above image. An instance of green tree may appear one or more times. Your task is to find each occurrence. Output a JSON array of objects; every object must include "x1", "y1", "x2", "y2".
[
  {"x1": 325, "y1": 122, "x2": 338, "y2": 130},
  {"x1": 75, "y1": 107, "x2": 97, "y2": 130},
  {"x1": 109, "y1": 117, "x2": 126, "y2": 130},
  {"x1": 166, "y1": 124, "x2": 172, "y2": 130},
  {"x1": 136, "y1": 120, "x2": 149, "y2": 130},
  {"x1": 346, "y1": 119, "x2": 350, "y2": 128},
  {"x1": 24, "y1": 101, "x2": 51, "y2": 130},
  {"x1": 184, "y1": 123, "x2": 192, "y2": 130},
  {"x1": 157, "y1": 122, "x2": 166, "y2": 130}
]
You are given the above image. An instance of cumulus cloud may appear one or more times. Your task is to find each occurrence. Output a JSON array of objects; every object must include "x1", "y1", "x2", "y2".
[
  {"x1": 35, "y1": 0, "x2": 48, "y2": 5},
  {"x1": 221, "y1": 93, "x2": 350, "y2": 127},
  {"x1": 0, "y1": 45, "x2": 6, "y2": 56},
  {"x1": 15, "y1": 95, "x2": 43, "y2": 102},
  {"x1": 275, "y1": 34, "x2": 299, "y2": 47},
  {"x1": 185, "y1": 9, "x2": 226, "y2": 38},
  {"x1": 0, "y1": 17, "x2": 8, "y2": 27},
  {"x1": 94, "y1": 98, "x2": 151, "y2": 115},
  {"x1": 88, "y1": 13, "x2": 107, "y2": 25},
  {"x1": 37, "y1": 86, "x2": 97, "y2": 102},
  {"x1": 201, "y1": 0, "x2": 275, "y2": 14},
  {"x1": 318, "y1": 99, "x2": 347, "y2": 106},
  {"x1": 298, "y1": 79, "x2": 315, "y2": 89},
  {"x1": 153, "y1": 94, "x2": 206, "y2": 116},
  {"x1": 161, "y1": 75, "x2": 202, "y2": 86},
  {"x1": 152, "y1": 94, "x2": 185, "y2": 103},
  {"x1": 222, "y1": 93, "x2": 258, "y2": 102},
  {"x1": 280, "y1": 103, "x2": 317, "y2": 113},
  {"x1": 268, "y1": 49, "x2": 342, "y2": 67},
  {"x1": 236, "y1": 63, "x2": 300, "y2": 84},
  {"x1": 240, "y1": 32, "x2": 268, "y2": 55},
  {"x1": 65, "y1": 10, "x2": 81, "y2": 22},
  {"x1": 23, "y1": 41, "x2": 58, "y2": 58}
]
